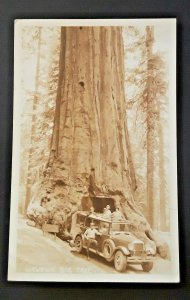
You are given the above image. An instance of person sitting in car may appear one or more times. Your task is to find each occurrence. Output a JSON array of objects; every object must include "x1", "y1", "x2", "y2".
[
  {"x1": 103, "y1": 205, "x2": 112, "y2": 219},
  {"x1": 111, "y1": 207, "x2": 125, "y2": 221},
  {"x1": 88, "y1": 206, "x2": 97, "y2": 217},
  {"x1": 84, "y1": 222, "x2": 102, "y2": 260}
]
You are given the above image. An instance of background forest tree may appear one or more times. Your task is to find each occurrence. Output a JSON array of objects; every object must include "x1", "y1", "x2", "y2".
[
  {"x1": 124, "y1": 26, "x2": 169, "y2": 231},
  {"x1": 19, "y1": 25, "x2": 170, "y2": 256}
]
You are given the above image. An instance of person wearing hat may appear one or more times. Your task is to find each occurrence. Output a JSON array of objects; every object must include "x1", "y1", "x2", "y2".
[
  {"x1": 84, "y1": 222, "x2": 102, "y2": 260},
  {"x1": 111, "y1": 207, "x2": 125, "y2": 221},
  {"x1": 103, "y1": 204, "x2": 112, "y2": 219},
  {"x1": 88, "y1": 206, "x2": 97, "y2": 217}
]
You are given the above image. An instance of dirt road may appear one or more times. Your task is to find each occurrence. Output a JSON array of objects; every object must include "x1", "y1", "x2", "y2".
[{"x1": 16, "y1": 217, "x2": 171, "y2": 276}]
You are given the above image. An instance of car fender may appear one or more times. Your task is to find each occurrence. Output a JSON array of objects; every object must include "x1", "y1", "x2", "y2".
[
  {"x1": 69, "y1": 240, "x2": 75, "y2": 247},
  {"x1": 115, "y1": 246, "x2": 130, "y2": 256},
  {"x1": 75, "y1": 233, "x2": 85, "y2": 241},
  {"x1": 73, "y1": 230, "x2": 83, "y2": 241},
  {"x1": 102, "y1": 239, "x2": 116, "y2": 261}
]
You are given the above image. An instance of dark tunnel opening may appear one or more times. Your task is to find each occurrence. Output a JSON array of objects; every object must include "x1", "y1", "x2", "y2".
[{"x1": 81, "y1": 196, "x2": 115, "y2": 213}]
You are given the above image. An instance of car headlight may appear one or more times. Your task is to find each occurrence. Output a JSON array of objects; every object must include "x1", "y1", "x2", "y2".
[
  {"x1": 146, "y1": 246, "x2": 156, "y2": 255},
  {"x1": 128, "y1": 243, "x2": 134, "y2": 251}
]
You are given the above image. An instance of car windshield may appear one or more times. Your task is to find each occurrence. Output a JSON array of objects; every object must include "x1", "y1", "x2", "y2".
[
  {"x1": 85, "y1": 217, "x2": 99, "y2": 228},
  {"x1": 76, "y1": 214, "x2": 86, "y2": 226},
  {"x1": 111, "y1": 222, "x2": 130, "y2": 232}
]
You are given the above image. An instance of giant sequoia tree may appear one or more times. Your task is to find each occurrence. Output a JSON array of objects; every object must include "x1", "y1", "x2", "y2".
[
  {"x1": 43, "y1": 27, "x2": 136, "y2": 205},
  {"x1": 39, "y1": 26, "x2": 168, "y2": 257}
]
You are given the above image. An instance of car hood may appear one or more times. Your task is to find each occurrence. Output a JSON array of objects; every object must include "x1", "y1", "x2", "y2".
[{"x1": 110, "y1": 231, "x2": 143, "y2": 247}]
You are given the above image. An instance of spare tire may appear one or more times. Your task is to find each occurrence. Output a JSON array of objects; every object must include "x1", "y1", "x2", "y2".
[{"x1": 103, "y1": 239, "x2": 115, "y2": 262}]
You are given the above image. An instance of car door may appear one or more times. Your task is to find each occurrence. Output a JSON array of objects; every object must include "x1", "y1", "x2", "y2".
[
  {"x1": 84, "y1": 217, "x2": 99, "y2": 250},
  {"x1": 96, "y1": 221, "x2": 111, "y2": 253}
]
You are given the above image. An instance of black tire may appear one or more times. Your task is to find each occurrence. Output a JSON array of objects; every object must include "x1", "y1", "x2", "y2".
[
  {"x1": 74, "y1": 235, "x2": 83, "y2": 253},
  {"x1": 141, "y1": 262, "x2": 153, "y2": 272},
  {"x1": 114, "y1": 250, "x2": 127, "y2": 272},
  {"x1": 103, "y1": 239, "x2": 115, "y2": 262}
]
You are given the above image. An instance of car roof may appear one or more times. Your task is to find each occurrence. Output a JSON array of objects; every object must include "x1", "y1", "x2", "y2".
[
  {"x1": 77, "y1": 211, "x2": 112, "y2": 222},
  {"x1": 77, "y1": 211, "x2": 131, "y2": 224}
]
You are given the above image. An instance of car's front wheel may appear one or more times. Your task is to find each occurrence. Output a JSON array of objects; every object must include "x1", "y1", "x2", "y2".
[
  {"x1": 103, "y1": 239, "x2": 115, "y2": 262},
  {"x1": 141, "y1": 262, "x2": 153, "y2": 272},
  {"x1": 114, "y1": 250, "x2": 127, "y2": 272},
  {"x1": 74, "y1": 235, "x2": 83, "y2": 253}
]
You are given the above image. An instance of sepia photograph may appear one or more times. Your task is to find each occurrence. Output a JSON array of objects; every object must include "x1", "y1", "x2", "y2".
[{"x1": 8, "y1": 19, "x2": 178, "y2": 282}]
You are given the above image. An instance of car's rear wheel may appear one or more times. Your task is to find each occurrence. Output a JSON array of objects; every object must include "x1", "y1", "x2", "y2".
[
  {"x1": 74, "y1": 235, "x2": 83, "y2": 253},
  {"x1": 103, "y1": 239, "x2": 115, "y2": 262},
  {"x1": 141, "y1": 262, "x2": 153, "y2": 272},
  {"x1": 114, "y1": 250, "x2": 127, "y2": 272}
]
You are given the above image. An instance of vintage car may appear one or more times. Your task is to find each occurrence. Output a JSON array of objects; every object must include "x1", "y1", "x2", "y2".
[{"x1": 69, "y1": 211, "x2": 156, "y2": 272}]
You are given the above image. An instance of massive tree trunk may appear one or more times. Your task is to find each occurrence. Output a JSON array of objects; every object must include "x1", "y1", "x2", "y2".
[{"x1": 43, "y1": 27, "x2": 137, "y2": 210}]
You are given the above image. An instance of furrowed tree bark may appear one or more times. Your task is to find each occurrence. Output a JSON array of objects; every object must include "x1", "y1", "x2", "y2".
[
  {"x1": 43, "y1": 27, "x2": 137, "y2": 205},
  {"x1": 146, "y1": 26, "x2": 155, "y2": 228},
  {"x1": 159, "y1": 122, "x2": 168, "y2": 231}
]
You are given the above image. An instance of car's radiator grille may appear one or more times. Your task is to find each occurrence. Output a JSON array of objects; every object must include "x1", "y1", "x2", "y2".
[
  {"x1": 133, "y1": 243, "x2": 144, "y2": 251},
  {"x1": 133, "y1": 250, "x2": 144, "y2": 256}
]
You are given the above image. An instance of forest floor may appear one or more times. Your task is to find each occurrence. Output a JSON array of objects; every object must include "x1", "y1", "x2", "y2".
[{"x1": 16, "y1": 216, "x2": 172, "y2": 277}]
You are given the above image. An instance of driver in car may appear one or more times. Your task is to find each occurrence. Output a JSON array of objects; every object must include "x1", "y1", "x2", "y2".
[{"x1": 84, "y1": 222, "x2": 102, "y2": 260}]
